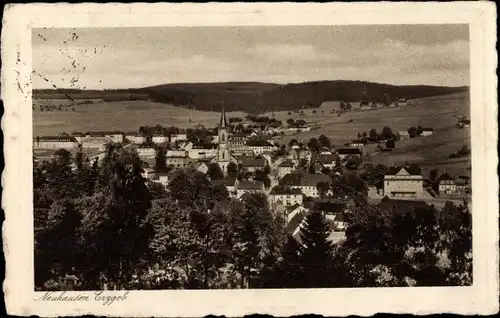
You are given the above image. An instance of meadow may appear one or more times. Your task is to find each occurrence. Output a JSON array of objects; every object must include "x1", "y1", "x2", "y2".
[
  {"x1": 33, "y1": 91, "x2": 471, "y2": 177},
  {"x1": 33, "y1": 99, "x2": 247, "y2": 135}
]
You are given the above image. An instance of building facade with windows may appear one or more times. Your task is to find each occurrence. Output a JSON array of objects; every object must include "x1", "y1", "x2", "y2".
[{"x1": 383, "y1": 165, "x2": 424, "y2": 198}]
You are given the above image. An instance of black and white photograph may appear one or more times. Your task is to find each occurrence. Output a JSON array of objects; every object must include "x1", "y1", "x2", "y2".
[
  {"x1": 2, "y1": 2, "x2": 498, "y2": 317},
  {"x1": 31, "y1": 23, "x2": 474, "y2": 290}
]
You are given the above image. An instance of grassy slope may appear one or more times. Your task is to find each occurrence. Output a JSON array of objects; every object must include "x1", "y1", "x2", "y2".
[
  {"x1": 33, "y1": 99, "x2": 247, "y2": 135},
  {"x1": 33, "y1": 91, "x2": 471, "y2": 177},
  {"x1": 271, "y1": 91, "x2": 471, "y2": 177}
]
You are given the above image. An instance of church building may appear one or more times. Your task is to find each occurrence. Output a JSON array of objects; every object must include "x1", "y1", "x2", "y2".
[{"x1": 214, "y1": 108, "x2": 237, "y2": 174}]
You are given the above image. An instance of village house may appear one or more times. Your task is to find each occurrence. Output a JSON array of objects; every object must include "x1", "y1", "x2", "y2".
[
  {"x1": 336, "y1": 148, "x2": 362, "y2": 160},
  {"x1": 152, "y1": 133, "x2": 168, "y2": 144},
  {"x1": 349, "y1": 140, "x2": 366, "y2": 148},
  {"x1": 214, "y1": 176, "x2": 239, "y2": 197},
  {"x1": 81, "y1": 136, "x2": 108, "y2": 151},
  {"x1": 34, "y1": 136, "x2": 78, "y2": 150},
  {"x1": 458, "y1": 119, "x2": 471, "y2": 128},
  {"x1": 166, "y1": 155, "x2": 191, "y2": 168},
  {"x1": 236, "y1": 180, "x2": 265, "y2": 198},
  {"x1": 125, "y1": 132, "x2": 146, "y2": 144},
  {"x1": 285, "y1": 204, "x2": 308, "y2": 225},
  {"x1": 279, "y1": 172, "x2": 331, "y2": 198},
  {"x1": 136, "y1": 144, "x2": 156, "y2": 157},
  {"x1": 296, "y1": 148, "x2": 312, "y2": 162},
  {"x1": 268, "y1": 186, "x2": 303, "y2": 207},
  {"x1": 166, "y1": 149, "x2": 187, "y2": 157},
  {"x1": 360, "y1": 101, "x2": 371, "y2": 110},
  {"x1": 229, "y1": 132, "x2": 250, "y2": 149},
  {"x1": 237, "y1": 155, "x2": 267, "y2": 173},
  {"x1": 187, "y1": 143, "x2": 218, "y2": 159},
  {"x1": 85, "y1": 131, "x2": 123, "y2": 143},
  {"x1": 383, "y1": 164, "x2": 425, "y2": 198},
  {"x1": 420, "y1": 128, "x2": 434, "y2": 136},
  {"x1": 317, "y1": 153, "x2": 337, "y2": 170},
  {"x1": 398, "y1": 131, "x2": 411, "y2": 140},
  {"x1": 231, "y1": 148, "x2": 255, "y2": 157},
  {"x1": 192, "y1": 161, "x2": 210, "y2": 174},
  {"x1": 313, "y1": 199, "x2": 350, "y2": 230},
  {"x1": 170, "y1": 133, "x2": 187, "y2": 143},
  {"x1": 105, "y1": 131, "x2": 125, "y2": 143},
  {"x1": 277, "y1": 160, "x2": 296, "y2": 179},
  {"x1": 154, "y1": 172, "x2": 171, "y2": 186},
  {"x1": 286, "y1": 212, "x2": 307, "y2": 241},
  {"x1": 438, "y1": 172, "x2": 457, "y2": 195},
  {"x1": 141, "y1": 167, "x2": 156, "y2": 181},
  {"x1": 70, "y1": 132, "x2": 86, "y2": 143},
  {"x1": 397, "y1": 98, "x2": 408, "y2": 106},
  {"x1": 246, "y1": 139, "x2": 277, "y2": 155},
  {"x1": 455, "y1": 178, "x2": 470, "y2": 194}
]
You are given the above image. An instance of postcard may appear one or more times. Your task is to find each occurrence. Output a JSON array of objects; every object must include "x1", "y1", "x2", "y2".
[{"x1": 2, "y1": 2, "x2": 498, "y2": 317}]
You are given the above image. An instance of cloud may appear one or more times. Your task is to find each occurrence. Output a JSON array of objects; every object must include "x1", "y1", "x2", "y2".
[
  {"x1": 32, "y1": 26, "x2": 470, "y2": 89},
  {"x1": 249, "y1": 44, "x2": 336, "y2": 62}
]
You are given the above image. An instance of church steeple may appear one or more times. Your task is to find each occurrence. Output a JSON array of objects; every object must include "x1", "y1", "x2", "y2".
[{"x1": 219, "y1": 106, "x2": 227, "y2": 129}]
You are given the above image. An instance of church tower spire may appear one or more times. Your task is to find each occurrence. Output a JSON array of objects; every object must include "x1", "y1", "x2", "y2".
[
  {"x1": 219, "y1": 106, "x2": 227, "y2": 129},
  {"x1": 217, "y1": 104, "x2": 230, "y2": 174}
]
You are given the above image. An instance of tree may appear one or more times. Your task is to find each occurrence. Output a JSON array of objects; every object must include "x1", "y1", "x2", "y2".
[
  {"x1": 288, "y1": 139, "x2": 298, "y2": 148},
  {"x1": 298, "y1": 210, "x2": 334, "y2": 287},
  {"x1": 207, "y1": 163, "x2": 224, "y2": 181},
  {"x1": 318, "y1": 134, "x2": 331, "y2": 149},
  {"x1": 147, "y1": 181, "x2": 167, "y2": 199},
  {"x1": 360, "y1": 164, "x2": 388, "y2": 186},
  {"x1": 386, "y1": 139, "x2": 396, "y2": 149},
  {"x1": 154, "y1": 147, "x2": 167, "y2": 172},
  {"x1": 307, "y1": 138, "x2": 319, "y2": 152},
  {"x1": 316, "y1": 181, "x2": 330, "y2": 198},
  {"x1": 369, "y1": 129, "x2": 378, "y2": 141},
  {"x1": 286, "y1": 118, "x2": 295, "y2": 126},
  {"x1": 266, "y1": 236, "x2": 303, "y2": 288},
  {"x1": 254, "y1": 170, "x2": 271, "y2": 189},
  {"x1": 408, "y1": 126, "x2": 419, "y2": 138},
  {"x1": 380, "y1": 127, "x2": 395, "y2": 140},
  {"x1": 346, "y1": 155, "x2": 362, "y2": 170},
  {"x1": 227, "y1": 162, "x2": 238, "y2": 178},
  {"x1": 308, "y1": 163, "x2": 316, "y2": 174}
]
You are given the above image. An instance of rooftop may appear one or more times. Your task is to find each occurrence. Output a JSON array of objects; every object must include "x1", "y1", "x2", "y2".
[
  {"x1": 246, "y1": 139, "x2": 274, "y2": 147},
  {"x1": 279, "y1": 172, "x2": 331, "y2": 187},
  {"x1": 377, "y1": 198, "x2": 434, "y2": 214},
  {"x1": 238, "y1": 156, "x2": 266, "y2": 167},
  {"x1": 238, "y1": 180, "x2": 264, "y2": 190},
  {"x1": 270, "y1": 186, "x2": 303, "y2": 195},
  {"x1": 318, "y1": 154, "x2": 337, "y2": 164},
  {"x1": 337, "y1": 148, "x2": 362, "y2": 155},
  {"x1": 214, "y1": 176, "x2": 238, "y2": 187},
  {"x1": 438, "y1": 172, "x2": 455, "y2": 181},
  {"x1": 286, "y1": 212, "x2": 306, "y2": 235},
  {"x1": 385, "y1": 164, "x2": 422, "y2": 176},
  {"x1": 36, "y1": 136, "x2": 78, "y2": 142},
  {"x1": 313, "y1": 200, "x2": 347, "y2": 214},
  {"x1": 279, "y1": 160, "x2": 295, "y2": 168}
]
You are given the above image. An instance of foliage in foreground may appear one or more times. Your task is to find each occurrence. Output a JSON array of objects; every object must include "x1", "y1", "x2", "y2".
[{"x1": 34, "y1": 146, "x2": 472, "y2": 290}]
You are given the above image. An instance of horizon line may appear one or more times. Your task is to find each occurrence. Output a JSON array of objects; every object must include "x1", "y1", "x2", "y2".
[{"x1": 32, "y1": 79, "x2": 471, "y2": 91}]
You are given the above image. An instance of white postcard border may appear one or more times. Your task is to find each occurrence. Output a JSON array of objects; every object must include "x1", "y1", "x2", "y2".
[{"x1": 2, "y1": 2, "x2": 498, "y2": 317}]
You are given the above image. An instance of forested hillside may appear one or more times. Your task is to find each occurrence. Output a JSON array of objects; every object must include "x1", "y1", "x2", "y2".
[{"x1": 33, "y1": 81, "x2": 468, "y2": 113}]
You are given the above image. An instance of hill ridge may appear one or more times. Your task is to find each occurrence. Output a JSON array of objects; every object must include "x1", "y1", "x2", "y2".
[{"x1": 33, "y1": 80, "x2": 469, "y2": 114}]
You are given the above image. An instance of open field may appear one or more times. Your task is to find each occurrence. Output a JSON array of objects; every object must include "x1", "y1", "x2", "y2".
[
  {"x1": 33, "y1": 91, "x2": 471, "y2": 177},
  {"x1": 33, "y1": 100, "x2": 247, "y2": 136},
  {"x1": 269, "y1": 92, "x2": 470, "y2": 173}
]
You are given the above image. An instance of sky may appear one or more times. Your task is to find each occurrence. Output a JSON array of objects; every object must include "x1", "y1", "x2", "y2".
[{"x1": 32, "y1": 25, "x2": 470, "y2": 89}]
